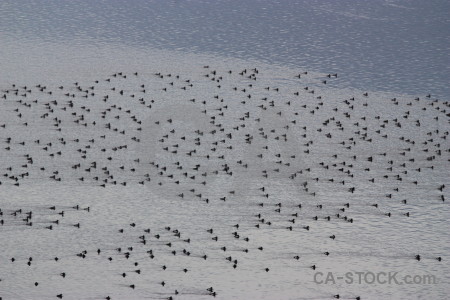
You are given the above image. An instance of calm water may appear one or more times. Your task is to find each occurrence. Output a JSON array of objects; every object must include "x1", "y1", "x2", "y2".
[{"x1": 0, "y1": 1, "x2": 449, "y2": 300}]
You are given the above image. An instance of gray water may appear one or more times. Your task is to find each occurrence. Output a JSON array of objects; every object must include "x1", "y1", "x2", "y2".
[
  {"x1": 1, "y1": 0, "x2": 449, "y2": 98},
  {"x1": 0, "y1": 1, "x2": 449, "y2": 300}
]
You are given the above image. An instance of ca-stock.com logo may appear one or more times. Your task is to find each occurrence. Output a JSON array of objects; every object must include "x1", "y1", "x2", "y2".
[{"x1": 313, "y1": 271, "x2": 438, "y2": 285}]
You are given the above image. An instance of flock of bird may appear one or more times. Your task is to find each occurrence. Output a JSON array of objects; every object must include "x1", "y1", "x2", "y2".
[{"x1": 0, "y1": 64, "x2": 448, "y2": 299}]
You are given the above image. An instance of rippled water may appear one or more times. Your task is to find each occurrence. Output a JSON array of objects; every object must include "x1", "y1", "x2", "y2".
[
  {"x1": 0, "y1": 1, "x2": 449, "y2": 300},
  {"x1": 1, "y1": 0, "x2": 449, "y2": 98}
]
